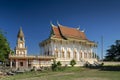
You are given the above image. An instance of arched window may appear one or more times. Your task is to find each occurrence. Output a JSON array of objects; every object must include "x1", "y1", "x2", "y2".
[{"x1": 19, "y1": 43, "x2": 23, "y2": 48}]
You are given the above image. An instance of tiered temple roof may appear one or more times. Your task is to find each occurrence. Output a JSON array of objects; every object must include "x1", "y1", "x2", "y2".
[
  {"x1": 40, "y1": 23, "x2": 97, "y2": 47},
  {"x1": 51, "y1": 25, "x2": 87, "y2": 40}
]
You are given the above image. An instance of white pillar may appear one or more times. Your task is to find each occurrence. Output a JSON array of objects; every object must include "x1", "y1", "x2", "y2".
[
  {"x1": 16, "y1": 60, "x2": 18, "y2": 69},
  {"x1": 71, "y1": 49, "x2": 74, "y2": 59},
  {"x1": 26, "y1": 59, "x2": 28, "y2": 68},
  {"x1": 77, "y1": 51, "x2": 79, "y2": 61},
  {"x1": 94, "y1": 47, "x2": 96, "y2": 58},
  {"x1": 64, "y1": 50, "x2": 67, "y2": 60},
  {"x1": 10, "y1": 59, "x2": 12, "y2": 68},
  {"x1": 82, "y1": 51, "x2": 84, "y2": 59}
]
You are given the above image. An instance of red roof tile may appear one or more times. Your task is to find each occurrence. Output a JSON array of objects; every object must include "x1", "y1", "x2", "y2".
[
  {"x1": 51, "y1": 25, "x2": 87, "y2": 40},
  {"x1": 59, "y1": 25, "x2": 87, "y2": 40},
  {"x1": 52, "y1": 26, "x2": 62, "y2": 39}
]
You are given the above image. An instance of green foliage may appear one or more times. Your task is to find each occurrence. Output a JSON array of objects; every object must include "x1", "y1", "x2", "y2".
[
  {"x1": 70, "y1": 59, "x2": 76, "y2": 67},
  {"x1": 2, "y1": 67, "x2": 120, "y2": 80},
  {"x1": 57, "y1": 61, "x2": 62, "y2": 70},
  {"x1": 51, "y1": 60, "x2": 58, "y2": 71},
  {"x1": 51, "y1": 60, "x2": 62, "y2": 71},
  {"x1": 57, "y1": 61, "x2": 62, "y2": 67},
  {"x1": 0, "y1": 30, "x2": 11, "y2": 63},
  {"x1": 104, "y1": 40, "x2": 120, "y2": 61}
]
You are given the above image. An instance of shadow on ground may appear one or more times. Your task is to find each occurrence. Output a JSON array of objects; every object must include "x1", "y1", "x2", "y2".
[
  {"x1": 86, "y1": 65, "x2": 120, "y2": 71},
  {"x1": 100, "y1": 66, "x2": 120, "y2": 71}
]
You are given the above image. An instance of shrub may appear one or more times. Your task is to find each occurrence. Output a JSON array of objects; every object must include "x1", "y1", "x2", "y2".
[
  {"x1": 51, "y1": 60, "x2": 63, "y2": 71},
  {"x1": 51, "y1": 60, "x2": 58, "y2": 71},
  {"x1": 57, "y1": 61, "x2": 62, "y2": 67},
  {"x1": 70, "y1": 59, "x2": 76, "y2": 67},
  {"x1": 57, "y1": 61, "x2": 62, "y2": 70},
  {"x1": 31, "y1": 66, "x2": 36, "y2": 71}
]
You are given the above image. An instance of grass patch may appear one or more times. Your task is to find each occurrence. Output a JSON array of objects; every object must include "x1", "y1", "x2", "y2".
[{"x1": 1, "y1": 67, "x2": 120, "y2": 80}]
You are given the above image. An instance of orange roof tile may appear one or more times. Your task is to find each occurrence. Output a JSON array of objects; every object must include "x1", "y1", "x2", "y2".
[
  {"x1": 52, "y1": 26, "x2": 62, "y2": 39},
  {"x1": 59, "y1": 25, "x2": 87, "y2": 40},
  {"x1": 51, "y1": 25, "x2": 87, "y2": 40}
]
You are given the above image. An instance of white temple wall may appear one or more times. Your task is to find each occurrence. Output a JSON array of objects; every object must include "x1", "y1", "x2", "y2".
[{"x1": 41, "y1": 40, "x2": 97, "y2": 63}]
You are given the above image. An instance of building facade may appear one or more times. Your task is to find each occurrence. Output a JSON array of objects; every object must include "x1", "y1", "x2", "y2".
[
  {"x1": 9, "y1": 23, "x2": 98, "y2": 69},
  {"x1": 9, "y1": 28, "x2": 54, "y2": 69},
  {"x1": 40, "y1": 23, "x2": 98, "y2": 66}
]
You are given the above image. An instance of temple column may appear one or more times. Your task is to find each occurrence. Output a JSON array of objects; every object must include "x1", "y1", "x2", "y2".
[
  {"x1": 26, "y1": 59, "x2": 28, "y2": 68},
  {"x1": 82, "y1": 51, "x2": 84, "y2": 59},
  {"x1": 58, "y1": 49, "x2": 60, "y2": 59},
  {"x1": 95, "y1": 46, "x2": 98, "y2": 59},
  {"x1": 94, "y1": 47, "x2": 96, "y2": 58},
  {"x1": 10, "y1": 59, "x2": 12, "y2": 68},
  {"x1": 87, "y1": 52, "x2": 88, "y2": 59},
  {"x1": 64, "y1": 50, "x2": 67, "y2": 60},
  {"x1": 90, "y1": 52, "x2": 92, "y2": 59},
  {"x1": 92, "y1": 47, "x2": 94, "y2": 58},
  {"x1": 77, "y1": 51, "x2": 79, "y2": 61},
  {"x1": 71, "y1": 50, "x2": 74, "y2": 59},
  {"x1": 16, "y1": 59, "x2": 18, "y2": 69}
]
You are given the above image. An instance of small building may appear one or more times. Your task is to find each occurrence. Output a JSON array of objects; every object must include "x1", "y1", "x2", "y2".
[
  {"x1": 9, "y1": 28, "x2": 54, "y2": 69},
  {"x1": 40, "y1": 23, "x2": 98, "y2": 66}
]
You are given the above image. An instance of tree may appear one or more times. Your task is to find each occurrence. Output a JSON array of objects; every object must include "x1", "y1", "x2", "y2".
[
  {"x1": 0, "y1": 30, "x2": 11, "y2": 63},
  {"x1": 70, "y1": 59, "x2": 76, "y2": 67},
  {"x1": 104, "y1": 40, "x2": 120, "y2": 61}
]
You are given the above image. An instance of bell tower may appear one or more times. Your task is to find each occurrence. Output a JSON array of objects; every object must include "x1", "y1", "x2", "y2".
[{"x1": 15, "y1": 27, "x2": 27, "y2": 56}]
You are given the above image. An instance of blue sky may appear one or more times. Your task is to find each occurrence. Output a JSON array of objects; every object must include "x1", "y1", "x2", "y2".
[{"x1": 0, "y1": 0, "x2": 120, "y2": 58}]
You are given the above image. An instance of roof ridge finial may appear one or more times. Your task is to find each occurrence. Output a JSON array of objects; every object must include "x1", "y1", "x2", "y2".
[
  {"x1": 50, "y1": 21, "x2": 55, "y2": 27},
  {"x1": 57, "y1": 20, "x2": 61, "y2": 26},
  {"x1": 77, "y1": 25, "x2": 80, "y2": 30},
  {"x1": 81, "y1": 29, "x2": 85, "y2": 32}
]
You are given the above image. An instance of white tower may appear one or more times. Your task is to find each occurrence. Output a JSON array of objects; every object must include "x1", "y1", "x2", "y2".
[{"x1": 15, "y1": 27, "x2": 27, "y2": 56}]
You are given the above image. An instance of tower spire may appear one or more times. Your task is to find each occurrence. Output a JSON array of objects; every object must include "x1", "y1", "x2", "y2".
[
  {"x1": 17, "y1": 27, "x2": 24, "y2": 38},
  {"x1": 17, "y1": 27, "x2": 25, "y2": 42},
  {"x1": 15, "y1": 27, "x2": 27, "y2": 56}
]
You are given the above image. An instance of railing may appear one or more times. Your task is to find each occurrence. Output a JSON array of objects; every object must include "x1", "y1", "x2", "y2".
[{"x1": 9, "y1": 54, "x2": 55, "y2": 59}]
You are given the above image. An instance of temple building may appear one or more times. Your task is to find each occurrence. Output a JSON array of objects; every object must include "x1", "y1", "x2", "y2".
[
  {"x1": 9, "y1": 23, "x2": 98, "y2": 69},
  {"x1": 40, "y1": 23, "x2": 98, "y2": 66},
  {"x1": 9, "y1": 27, "x2": 54, "y2": 69}
]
